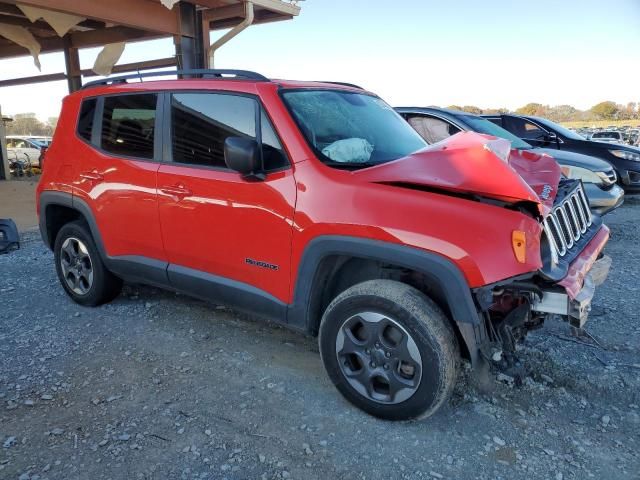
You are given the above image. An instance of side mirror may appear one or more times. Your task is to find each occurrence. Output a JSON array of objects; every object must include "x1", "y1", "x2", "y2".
[
  {"x1": 224, "y1": 137, "x2": 263, "y2": 180},
  {"x1": 545, "y1": 131, "x2": 558, "y2": 142}
]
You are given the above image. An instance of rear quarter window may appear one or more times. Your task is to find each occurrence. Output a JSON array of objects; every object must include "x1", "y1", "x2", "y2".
[{"x1": 77, "y1": 98, "x2": 96, "y2": 142}]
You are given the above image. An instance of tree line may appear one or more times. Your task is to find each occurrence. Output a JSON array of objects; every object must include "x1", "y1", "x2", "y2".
[
  {"x1": 4, "y1": 113, "x2": 58, "y2": 136},
  {"x1": 447, "y1": 101, "x2": 639, "y2": 123}
]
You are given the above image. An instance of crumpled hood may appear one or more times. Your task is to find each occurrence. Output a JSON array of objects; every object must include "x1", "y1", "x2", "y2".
[{"x1": 355, "y1": 132, "x2": 561, "y2": 211}]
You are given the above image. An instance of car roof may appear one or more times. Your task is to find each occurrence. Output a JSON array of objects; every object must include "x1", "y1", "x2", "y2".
[
  {"x1": 396, "y1": 106, "x2": 469, "y2": 117},
  {"x1": 77, "y1": 77, "x2": 368, "y2": 97}
]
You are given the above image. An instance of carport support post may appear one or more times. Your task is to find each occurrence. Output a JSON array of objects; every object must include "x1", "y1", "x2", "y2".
[
  {"x1": 63, "y1": 37, "x2": 82, "y2": 93},
  {"x1": 0, "y1": 105, "x2": 9, "y2": 181},
  {"x1": 174, "y1": 2, "x2": 204, "y2": 73}
]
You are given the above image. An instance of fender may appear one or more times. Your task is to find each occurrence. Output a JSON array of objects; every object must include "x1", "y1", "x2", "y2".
[{"x1": 287, "y1": 236, "x2": 487, "y2": 367}]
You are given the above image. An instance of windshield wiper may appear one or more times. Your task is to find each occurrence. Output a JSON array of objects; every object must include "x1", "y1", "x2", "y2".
[{"x1": 324, "y1": 161, "x2": 381, "y2": 169}]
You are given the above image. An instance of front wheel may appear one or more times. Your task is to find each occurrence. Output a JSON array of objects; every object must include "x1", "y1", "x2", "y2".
[{"x1": 319, "y1": 280, "x2": 459, "y2": 420}]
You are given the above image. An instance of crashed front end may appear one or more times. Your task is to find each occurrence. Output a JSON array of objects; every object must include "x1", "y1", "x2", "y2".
[{"x1": 474, "y1": 175, "x2": 611, "y2": 367}]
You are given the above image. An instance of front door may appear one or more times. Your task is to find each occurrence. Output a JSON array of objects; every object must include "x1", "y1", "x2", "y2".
[
  {"x1": 157, "y1": 91, "x2": 296, "y2": 305},
  {"x1": 503, "y1": 115, "x2": 556, "y2": 149}
]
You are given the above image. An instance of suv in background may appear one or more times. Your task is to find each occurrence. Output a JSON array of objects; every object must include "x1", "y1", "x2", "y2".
[
  {"x1": 484, "y1": 114, "x2": 640, "y2": 192},
  {"x1": 396, "y1": 107, "x2": 624, "y2": 215},
  {"x1": 5, "y1": 135, "x2": 49, "y2": 168},
  {"x1": 37, "y1": 70, "x2": 611, "y2": 421},
  {"x1": 589, "y1": 131, "x2": 624, "y2": 144}
]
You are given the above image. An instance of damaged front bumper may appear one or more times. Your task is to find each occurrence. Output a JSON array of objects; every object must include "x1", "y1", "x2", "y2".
[{"x1": 532, "y1": 225, "x2": 610, "y2": 328}]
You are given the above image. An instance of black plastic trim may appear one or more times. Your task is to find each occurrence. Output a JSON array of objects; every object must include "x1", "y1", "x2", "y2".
[
  {"x1": 167, "y1": 264, "x2": 287, "y2": 322},
  {"x1": 39, "y1": 190, "x2": 73, "y2": 248},
  {"x1": 82, "y1": 69, "x2": 269, "y2": 89},
  {"x1": 287, "y1": 235, "x2": 481, "y2": 329}
]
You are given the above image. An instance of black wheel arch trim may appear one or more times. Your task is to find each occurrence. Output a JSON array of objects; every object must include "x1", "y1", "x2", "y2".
[
  {"x1": 287, "y1": 236, "x2": 487, "y2": 369},
  {"x1": 287, "y1": 235, "x2": 482, "y2": 328}
]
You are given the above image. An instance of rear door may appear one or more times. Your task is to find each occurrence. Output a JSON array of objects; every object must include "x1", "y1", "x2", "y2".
[
  {"x1": 157, "y1": 91, "x2": 296, "y2": 304},
  {"x1": 72, "y1": 93, "x2": 166, "y2": 266}
]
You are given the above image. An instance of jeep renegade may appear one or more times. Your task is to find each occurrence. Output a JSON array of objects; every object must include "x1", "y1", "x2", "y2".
[{"x1": 37, "y1": 70, "x2": 611, "y2": 420}]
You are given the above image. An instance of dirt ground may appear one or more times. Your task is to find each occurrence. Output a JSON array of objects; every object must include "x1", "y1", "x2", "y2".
[
  {"x1": 0, "y1": 178, "x2": 39, "y2": 231},
  {"x1": 0, "y1": 196, "x2": 639, "y2": 480}
]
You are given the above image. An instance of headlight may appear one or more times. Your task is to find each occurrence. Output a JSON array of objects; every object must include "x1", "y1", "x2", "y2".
[
  {"x1": 609, "y1": 149, "x2": 640, "y2": 162},
  {"x1": 560, "y1": 165, "x2": 605, "y2": 184}
]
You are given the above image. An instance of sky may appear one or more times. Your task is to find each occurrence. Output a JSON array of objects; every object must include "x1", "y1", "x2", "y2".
[{"x1": 0, "y1": 0, "x2": 639, "y2": 121}]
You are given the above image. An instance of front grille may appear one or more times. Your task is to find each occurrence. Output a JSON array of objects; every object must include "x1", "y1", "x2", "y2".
[
  {"x1": 605, "y1": 170, "x2": 617, "y2": 184},
  {"x1": 543, "y1": 183, "x2": 592, "y2": 257}
]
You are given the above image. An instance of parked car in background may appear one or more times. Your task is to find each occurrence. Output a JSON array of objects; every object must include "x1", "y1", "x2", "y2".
[
  {"x1": 483, "y1": 114, "x2": 640, "y2": 192},
  {"x1": 37, "y1": 69, "x2": 611, "y2": 421},
  {"x1": 396, "y1": 107, "x2": 624, "y2": 214},
  {"x1": 5, "y1": 135, "x2": 50, "y2": 168},
  {"x1": 590, "y1": 130, "x2": 624, "y2": 144}
]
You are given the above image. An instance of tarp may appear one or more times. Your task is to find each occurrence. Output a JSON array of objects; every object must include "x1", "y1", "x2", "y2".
[
  {"x1": 93, "y1": 42, "x2": 126, "y2": 76},
  {"x1": 17, "y1": 4, "x2": 84, "y2": 37},
  {"x1": 0, "y1": 24, "x2": 41, "y2": 70}
]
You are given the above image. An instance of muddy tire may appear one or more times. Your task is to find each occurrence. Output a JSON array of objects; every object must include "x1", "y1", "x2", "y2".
[
  {"x1": 319, "y1": 280, "x2": 459, "y2": 420},
  {"x1": 54, "y1": 221, "x2": 122, "y2": 306}
]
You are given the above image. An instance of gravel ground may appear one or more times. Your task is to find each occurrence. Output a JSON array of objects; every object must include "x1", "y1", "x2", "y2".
[{"x1": 1, "y1": 197, "x2": 639, "y2": 480}]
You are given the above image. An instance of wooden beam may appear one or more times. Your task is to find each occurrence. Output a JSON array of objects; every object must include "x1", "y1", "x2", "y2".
[
  {"x1": 63, "y1": 36, "x2": 81, "y2": 92},
  {"x1": 2, "y1": 0, "x2": 181, "y2": 34},
  {"x1": 0, "y1": 57, "x2": 177, "y2": 88},
  {"x1": 0, "y1": 26, "x2": 163, "y2": 58}
]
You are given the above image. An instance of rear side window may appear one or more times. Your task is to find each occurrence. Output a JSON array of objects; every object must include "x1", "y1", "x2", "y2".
[
  {"x1": 171, "y1": 93, "x2": 256, "y2": 168},
  {"x1": 101, "y1": 94, "x2": 157, "y2": 159},
  {"x1": 77, "y1": 98, "x2": 96, "y2": 142}
]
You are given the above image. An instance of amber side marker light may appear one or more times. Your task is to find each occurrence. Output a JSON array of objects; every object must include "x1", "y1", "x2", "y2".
[{"x1": 512, "y1": 230, "x2": 527, "y2": 263}]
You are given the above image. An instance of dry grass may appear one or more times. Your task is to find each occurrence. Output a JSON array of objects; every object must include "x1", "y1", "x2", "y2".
[{"x1": 561, "y1": 119, "x2": 640, "y2": 129}]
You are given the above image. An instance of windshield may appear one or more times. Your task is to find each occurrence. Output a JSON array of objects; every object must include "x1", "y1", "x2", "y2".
[
  {"x1": 460, "y1": 115, "x2": 532, "y2": 149},
  {"x1": 532, "y1": 117, "x2": 585, "y2": 140},
  {"x1": 282, "y1": 90, "x2": 427, "y2": 167}
]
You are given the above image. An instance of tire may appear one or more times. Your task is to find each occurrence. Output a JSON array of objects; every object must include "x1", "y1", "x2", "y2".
[
  {"x1": 54, "y1": 220, "x2": 122, "y2": 306},
  {"x1": 319, "y1": 279, "x2": 459, "y2": 421}
]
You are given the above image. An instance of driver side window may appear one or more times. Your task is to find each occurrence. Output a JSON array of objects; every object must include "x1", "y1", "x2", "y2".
[
  {"x1": 505, "y1": 117, "x2": 546, "y2": 140},
  {"x1": 407, "y1": 115, "x2": 460, "y2": 144}
]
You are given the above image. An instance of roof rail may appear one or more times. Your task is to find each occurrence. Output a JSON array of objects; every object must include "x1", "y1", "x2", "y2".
[
  {"x1": 82, "y1": 69, "x2": 269, "y2": 89},
  {"x1": 316, "y1": 81, "x2": 364, "y2": 90}
]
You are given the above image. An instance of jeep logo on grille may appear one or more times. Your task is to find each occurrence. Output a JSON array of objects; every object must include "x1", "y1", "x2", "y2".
[{"x1": 540, "y1": 184, "x2": 553, "y2": 200}]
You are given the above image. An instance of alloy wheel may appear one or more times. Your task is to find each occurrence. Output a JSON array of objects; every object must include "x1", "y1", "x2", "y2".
[
  {"x1": 60, "y1": 237, "x2": 94, "y2": 295},
  {"x1": 335, "y1": 311, "x2": 423, "y2": 404}
]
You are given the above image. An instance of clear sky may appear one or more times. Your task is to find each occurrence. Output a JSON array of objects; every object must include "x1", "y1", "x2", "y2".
[{"x1": 0, "y1": 0, "x2": 639, "y2": 121}]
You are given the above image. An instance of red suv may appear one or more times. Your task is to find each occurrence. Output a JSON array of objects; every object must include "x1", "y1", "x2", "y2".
[{"x1": 37, "y1": 70, "x2": 611, "y2": 420}]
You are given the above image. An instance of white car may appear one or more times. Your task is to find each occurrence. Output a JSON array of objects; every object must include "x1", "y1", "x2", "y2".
[
  {"x1": 5, "y1": 135, "x2": 50, "y2": 168},
  {"x1": 589, "y1": 130, "x2": 624, "y2": 144}
]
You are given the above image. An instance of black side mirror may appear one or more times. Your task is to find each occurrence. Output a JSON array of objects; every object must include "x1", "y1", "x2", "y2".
[
  {"x1": 224, "y1": 137, "x2": 263, "y2": 180},
  {"x1": 545, "y1": 131, "x2": 558, "y2": 142}
]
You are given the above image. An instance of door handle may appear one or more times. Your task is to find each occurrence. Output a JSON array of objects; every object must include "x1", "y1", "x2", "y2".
[
  {"x1": 160, "y1": 184, "x2": 192, "y2": 198},
  {"x1": 79, "y1": 170, "x2": 104, "y2": 182}
]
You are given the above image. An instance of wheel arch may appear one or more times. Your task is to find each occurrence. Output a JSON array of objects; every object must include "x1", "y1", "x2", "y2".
[
  {"x1": 287, "y1": 236, "x2": 486, "y2": 366},
  {"x1": 39, "y1": 191, "x2": 107, "y2": 256}
]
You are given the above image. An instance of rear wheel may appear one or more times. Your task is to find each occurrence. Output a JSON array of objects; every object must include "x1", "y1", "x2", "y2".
[
  {"x1": 54, "y1": 221, "x2": 122, "y2": 306},
  {"x1": 319, "y1": 280, "x2": 459, "y2": 420}
]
